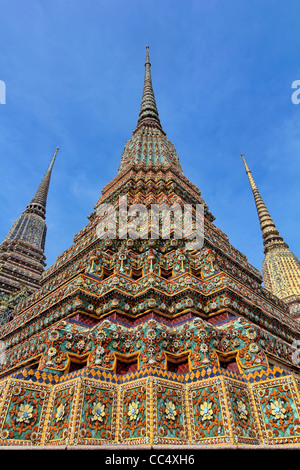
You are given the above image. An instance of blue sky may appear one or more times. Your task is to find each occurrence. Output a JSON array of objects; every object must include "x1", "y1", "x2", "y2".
[{"x1": 0, "y1": 0, "x2": 299, "y2": 278}]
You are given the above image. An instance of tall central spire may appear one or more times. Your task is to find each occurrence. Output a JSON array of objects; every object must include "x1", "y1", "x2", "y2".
[
  {"x1": 136, "y1": 45, "x2": 163, "y2": 131},
  {"x1": 118, "y1": 46, "x2": 182, "y2": 173}
]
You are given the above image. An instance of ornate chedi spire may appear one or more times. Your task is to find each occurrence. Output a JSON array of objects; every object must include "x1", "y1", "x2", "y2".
[
  {"x1": 242, "y1": 153, "x2": 300, "y2": 318},
  {"x1": 241, "y1": 154, "x2": 287, "y2": 253},
  {"x1": 4, "y1": 147, "x2": 58, "y2": 248},
  {"x1": 118, "y1": 46, "x2": 183, "y2": 174},
  {"x1": 0, "y1": 148, "x2": 58, "y2": 298},
  {"x1": 24, "y1": 147, "x2": 58, "y2": 220},
  {"x1": 137, "y1": 45, "x2": 162, "y2": 129},
  {"x1": 95, "y1": 46, "x2": 216, "y2": 227}
]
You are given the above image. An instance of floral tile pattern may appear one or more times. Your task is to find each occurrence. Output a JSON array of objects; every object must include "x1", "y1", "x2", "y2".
[
  {"x1": 252, "y1": 377, "x2": 300, "y2": 444},
  {"x1": 188, "y1": 378, "x2": 227, "y2": 444},
  {"x1": 0, "y1": 380, "x2": 50, "y2": 445},
  {"x1": 45, "y1": 382, "x2": 78, "y2": 444},
  {"x1": 119, "y1": 381, "x2": 148, "y2": 444},
  {"x1": 76, "y1": 379, "x2": 117, "y2": 445},
  {"x1": 153, "y1": 379, "x2": 187, "y2": 444},
  {"x1": 0, "y1": 369, "x2": 300, "y2": 446},
  {"x1": 224, "y1": 379, "x2": 259, "y2": 444}
]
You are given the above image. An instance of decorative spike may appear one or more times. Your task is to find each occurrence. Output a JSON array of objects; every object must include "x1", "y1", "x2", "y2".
[
  {"x1": 118, "y1": 47, "x2": 184, "y2": 173},
  {"x1": 137, "y1": 46, "x2": 162, "y2": 129},
  {"x1": 25, "y1": 147, "x2": 59, "y2": 219},
  {"x1": 241, "y1": 153, "x2": 288, "y2": 253},
  {"x1": 0, "y1": 147, "x2": 59, "y2": 294},
  {"x1": 48, "y1": 147, "x2": 59, "y2": 173}
]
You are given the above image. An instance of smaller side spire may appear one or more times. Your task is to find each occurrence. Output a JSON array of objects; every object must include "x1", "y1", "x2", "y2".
[
  {"x1": 241, "y1": 153, "x2": 288, "y2": 254},
  {"x1": 4, "y1": 147, "x2": 59, "y2": 247},
  {"x1": 0, "y1": 147, "x2": 59, "y2": 297},
  {"x1": 136, "y1": 46, "x2": 163, "y2": 130},
  {"x1": 25, "y1": 147, "x2": 59, "y2": 219}
]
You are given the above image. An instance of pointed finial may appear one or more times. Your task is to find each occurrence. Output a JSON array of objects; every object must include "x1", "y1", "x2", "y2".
[
  {"x1": 145, "y1": 45, "x2": 150, "y2": 65},
  {"x1": 136, "y1": 46, "x2": 163, "y2": 130},
  {"x1": 25, "y1": 147, "x2": 59, "y2": 219},
  {"x1": 241, "y1": 154, "x2": 287, "y2": 253},
  {"x1": 4, "y1": 147, "x2": 59, "y2": 252},
  {"x1": 49, "y1": 147, "x2": 59, "y2": 170},
  {"x1": 241, "y1": 153, "x2": 248, "y2": 170},
  {"x1": 241, "y1": 152, "x2": 260, "y2": 192}
]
